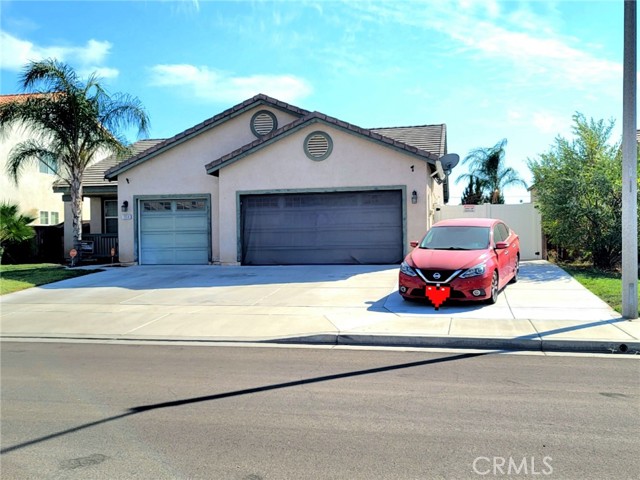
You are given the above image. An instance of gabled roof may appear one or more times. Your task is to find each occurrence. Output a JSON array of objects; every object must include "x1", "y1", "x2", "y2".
[
  {"x1": 54, "y1": 139, "x2": 164, "y2": 193},
  {"x1": 205, "y1": 111, "x2": 442, "y2": 176},
  {"x1": 370, "y1": 125, "x2": 446, "y2": 158},
  {"x1": 104, "y1": 94, "x2": 309, "y2": 180}
]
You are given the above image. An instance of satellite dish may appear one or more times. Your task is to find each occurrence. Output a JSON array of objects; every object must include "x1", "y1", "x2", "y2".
[{"x1": 439, "y1": 153, "x2": 460, "y2": 175}]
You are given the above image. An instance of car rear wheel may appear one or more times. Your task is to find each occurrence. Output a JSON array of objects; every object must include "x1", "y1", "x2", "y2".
[{"x1": 486, "y1": 271, "x2": 499, "y2": 304}]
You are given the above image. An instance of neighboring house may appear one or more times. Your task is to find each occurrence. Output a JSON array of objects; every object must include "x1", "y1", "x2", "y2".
[
  {"x1": 0, "y1": 94, "x2": 66, "y2": 227},
  {"x1": 90, "y1": 94, "x2": 452, "y2": 265}
]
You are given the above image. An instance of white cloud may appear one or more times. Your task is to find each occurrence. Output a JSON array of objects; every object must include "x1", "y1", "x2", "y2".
[
  {"x1": 345, "y1": 1, "x2": 621, "y2": 95},
  {"x1": 86, "y1": 67, "x2": 119, "y2": 80},
  {"x1": 149, "y1": 64, "x2": 313, "y2": 103},
  {"x1": 0, "y1": 30, "x2": 118, "y2": 78},
  {"x1": 450, "y1": 23, "x2": 621, "y2": 92}
]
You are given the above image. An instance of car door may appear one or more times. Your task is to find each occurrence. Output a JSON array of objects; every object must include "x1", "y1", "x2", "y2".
[
  {"x1": 498, "y1": 222, "x2": 518, "y2": 279},
  {"x1": 506, "y1": 223, "x2": 520, "y2": 273},
  {"x1": 493, "y1": 223, "x2": 511, "y2": 286}
]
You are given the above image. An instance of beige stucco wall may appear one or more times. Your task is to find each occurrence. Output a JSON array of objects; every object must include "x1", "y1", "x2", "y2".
[
  {"x1": 217, "y1": 123, "x2": 431, "y2": 264},
  {"x1": 116, "y1": 106, "x2": 300, "y2": 263},
  {"x1": 89, "y1": 198, "x2": 103, "y2": 234},
  {"x1": 0, "y1": 125, "x2": 65, "y2": 225}
]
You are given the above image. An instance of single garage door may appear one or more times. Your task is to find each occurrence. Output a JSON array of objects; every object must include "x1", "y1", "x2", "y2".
[
  {"x1": 240, "y1": 190, "x2": 403, "y2": 265},
  {"x1": 139, "y1": 198, "x2": 209, "y2": 264}
]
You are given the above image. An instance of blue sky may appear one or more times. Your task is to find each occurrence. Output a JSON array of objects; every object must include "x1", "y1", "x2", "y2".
[{"x1": 0, "y1": 0, "x2": 630, "y2": 203}]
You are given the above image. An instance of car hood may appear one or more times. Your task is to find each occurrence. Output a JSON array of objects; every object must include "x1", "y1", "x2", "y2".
[{"x1": 407, "y1": 248, "x2": 490, "y2": 270}]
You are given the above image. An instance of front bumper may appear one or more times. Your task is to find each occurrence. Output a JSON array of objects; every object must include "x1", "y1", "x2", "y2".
[{"x1": 399, "y1": 270, "x2": 493, "y2": 302}]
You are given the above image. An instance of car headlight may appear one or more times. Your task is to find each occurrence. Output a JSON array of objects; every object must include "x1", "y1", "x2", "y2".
[
  {"x1": 400, "y1": 261, "x2": 417, "y2": 277},
  {"x1": 460, "y1": 263, "x2": 486, "y2": 278}
]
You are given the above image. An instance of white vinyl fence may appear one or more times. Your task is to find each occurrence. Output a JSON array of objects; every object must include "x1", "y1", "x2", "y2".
[{"x1": 434, "y1": 203, "x2": 544, "y2": 260}]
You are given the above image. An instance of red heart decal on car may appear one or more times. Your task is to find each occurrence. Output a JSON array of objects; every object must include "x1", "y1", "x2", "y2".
[{"x1": 425, "y1": 286, "x2": 451, "y2": 310}]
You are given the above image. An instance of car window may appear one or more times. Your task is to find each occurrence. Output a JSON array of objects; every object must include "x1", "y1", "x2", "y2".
[
  {"x1": 420, "y1": 226, "x2": 490, "y2": 250},
  {"x1": 493, "y1": 225, "x2": 506, "y2": 243},
  {"x1": 497, "y1": 223, "x2": 510, "y2": 241}
]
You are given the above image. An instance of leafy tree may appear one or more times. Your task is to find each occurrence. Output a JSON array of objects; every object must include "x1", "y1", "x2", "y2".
[
  {"x1": 456, "y1": 138, "x2": 528, "y2": 204},
  {"x1": 0, "y1": 59, "x2": 149, "y2": 252},
  {"x1": 460, "y1": 175, "x2": 485, "y2": 205},
  {"x1": 0, "y1": 202, "x2": 36, "y2": 263},
  {"x1": 528, "y1": 113, "x2": 639, "y2": 269}
]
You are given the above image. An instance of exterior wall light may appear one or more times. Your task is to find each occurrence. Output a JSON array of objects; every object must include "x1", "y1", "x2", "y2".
[
  {"x1": 121, "y1": 200, "x2": 129, "y2": 212},
  {"x1": 411, "y1": 190, "x2": 418, "y2": 204}
]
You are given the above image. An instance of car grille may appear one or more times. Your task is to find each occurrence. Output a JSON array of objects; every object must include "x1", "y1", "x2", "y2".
[{"x1": 418, "y1": 269, "x2": 460, "y2": 283}]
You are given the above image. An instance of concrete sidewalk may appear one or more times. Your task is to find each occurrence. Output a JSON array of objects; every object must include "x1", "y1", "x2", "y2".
[{"x1": 1, "y1": 261, "x2": 639, "y2": 354}]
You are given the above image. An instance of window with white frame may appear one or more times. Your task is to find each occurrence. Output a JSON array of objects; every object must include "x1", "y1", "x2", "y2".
[
  {"x1": 50, "y1": 212, "x2": 59, "y2": 224},
  {"x1": 104, "y1": 200, "x2": 118, "y2": 234},
  {"x1": 39, "y1": 211, "x2": 49, "y2": 224}
]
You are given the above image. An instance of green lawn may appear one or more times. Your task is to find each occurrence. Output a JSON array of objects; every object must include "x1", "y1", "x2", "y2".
[
  {"x1": 0, "y1": 264, "x2": 102, "y2": 295},
  {"x1": 559, "y1": 264, "x2": 640, "y2": 316}
]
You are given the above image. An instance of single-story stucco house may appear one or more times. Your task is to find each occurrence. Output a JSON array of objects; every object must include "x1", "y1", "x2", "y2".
[{"x1": 56, "y1": 94, "x2": 454, "y2": 265}]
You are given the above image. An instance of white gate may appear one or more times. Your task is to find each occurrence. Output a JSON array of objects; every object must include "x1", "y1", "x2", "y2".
[{"x1": 434, "y1": 203, "x2": 544, "y2": 260}]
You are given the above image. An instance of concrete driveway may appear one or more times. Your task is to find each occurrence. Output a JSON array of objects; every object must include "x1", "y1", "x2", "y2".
[{"x1": 1, "y1": 261, "x2": 638, "y2": 353}]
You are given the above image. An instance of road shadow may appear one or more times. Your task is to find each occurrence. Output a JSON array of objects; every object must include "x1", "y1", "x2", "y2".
[{"x1": 0, "y1": 350, "x2": 491, "y2": 455}]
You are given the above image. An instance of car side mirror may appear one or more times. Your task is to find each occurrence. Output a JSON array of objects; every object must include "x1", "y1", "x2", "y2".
[
  {"x1": 495, "y1": 241, "x2": 509, "y2": 249},
  {"x1": 410, "y1": 241, "x2": 419, "y2": 248}
]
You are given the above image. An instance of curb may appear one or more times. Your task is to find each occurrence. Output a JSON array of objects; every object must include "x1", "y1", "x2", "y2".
[
  {"x1": 2, "y1": 333, "x2": 639, "y2": 355},
  {"x1": 271, "y1": 333, "x2": 640, "y2": 354}
]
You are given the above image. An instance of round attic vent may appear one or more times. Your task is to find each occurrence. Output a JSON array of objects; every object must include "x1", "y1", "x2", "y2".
[
  {"x1": 251, "y1": 110, "x2": 277, "y2": 137},
  {"x1": 304, "y1": 131, "x2": 333, "y2": 161}
]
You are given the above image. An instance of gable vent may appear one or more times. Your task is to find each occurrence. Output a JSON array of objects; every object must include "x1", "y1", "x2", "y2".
[
  {"x1": 251, "y1": 110, "x2": 277, "y2": 137},
  {"x1": 304, "y1": 131, "x2": 333, "y2": 161}
]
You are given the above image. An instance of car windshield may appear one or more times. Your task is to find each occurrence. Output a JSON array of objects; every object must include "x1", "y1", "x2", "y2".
[{"x1": 419, "y1": 226, "x2": 490, "y2": 250}]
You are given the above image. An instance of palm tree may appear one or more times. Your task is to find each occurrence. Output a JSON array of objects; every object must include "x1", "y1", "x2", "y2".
[
  {"x1": 455, "y1": 139, "x2": 527, "y2": 204},
  {"x1": 0, "y1": 59, "x2": 149, "y2": 252},
  {"x1": 0, "y1": 202, "x2": 36, "y2": 263}
]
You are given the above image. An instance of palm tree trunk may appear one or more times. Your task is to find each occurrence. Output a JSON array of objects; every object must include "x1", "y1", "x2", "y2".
[{"x1": 70, "y1": 167, "x2": 83, "y2": 257}]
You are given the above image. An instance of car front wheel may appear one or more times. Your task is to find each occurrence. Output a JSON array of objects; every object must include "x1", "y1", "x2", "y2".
[{"x1": 486, "y1": 271, "x2": 499, "y2": 304}]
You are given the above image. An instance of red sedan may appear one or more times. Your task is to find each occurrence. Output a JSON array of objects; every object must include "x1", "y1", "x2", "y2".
[{"x1": 399, "y1": 218, "x2": 520, "y2": 305}]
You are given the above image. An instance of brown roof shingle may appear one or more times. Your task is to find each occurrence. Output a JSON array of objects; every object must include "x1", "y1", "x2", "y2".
[
  {"x1": 370, "y1": 125, "x2": 446, "y2": 157},
  {"x1": 0, "y1": 93, "x2": 47, "y2": 104}
]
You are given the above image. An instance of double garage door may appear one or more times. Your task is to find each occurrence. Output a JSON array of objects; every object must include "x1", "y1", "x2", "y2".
[
  {"x1": 241, "y1": 190, "x2": 403, "y2": 265},
  {"x1": 139, "y1": 198, "x2": 209, "y2": 265},
  {"x1": 138, "y1": 191, "x2": 403, "y2": 265}
]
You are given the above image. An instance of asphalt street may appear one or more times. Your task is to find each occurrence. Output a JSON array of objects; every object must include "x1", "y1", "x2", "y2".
[{"x1": 1, "y1": 343, "x2": 638, "y2": 479}]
